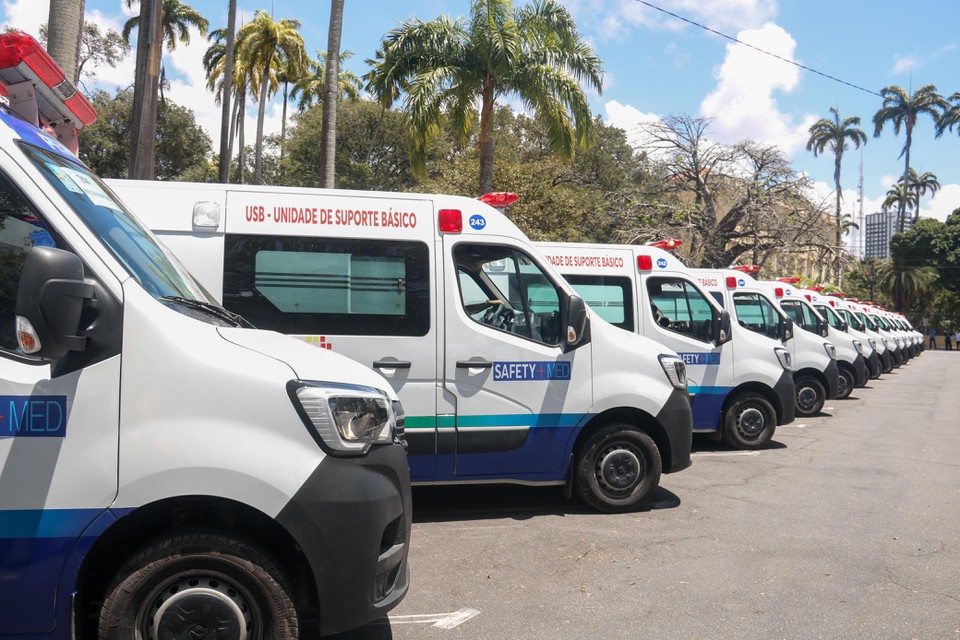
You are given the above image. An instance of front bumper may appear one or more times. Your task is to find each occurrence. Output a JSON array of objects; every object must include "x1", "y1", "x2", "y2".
[
  {"x1": 275, "y1": 443, "x2": 412, "y2": 636},
  {"x1": 852, "y1": 353, "x2": 868, "y2": 387},
  {"x1": 824, "y1": 359, "x2": 840, "y2": 399},
  {"x1": 774, "y1": 369, "x2": 796, "y2": 425},
  {"x1": 656, "y1": 387, "x2": 693, "y2": 474}
]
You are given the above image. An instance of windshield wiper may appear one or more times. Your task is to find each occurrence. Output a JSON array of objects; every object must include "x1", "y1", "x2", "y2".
[{"x1": 160, "y1": 296, "x2": 253, "y2": 328}]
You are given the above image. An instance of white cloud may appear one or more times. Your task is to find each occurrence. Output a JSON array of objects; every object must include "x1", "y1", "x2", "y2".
[
  {"x1": 2, "y1": 0, "x2": 48, "y2": 36},
  {"x1": 891, "y1": 55, "x2": 920, "y2": 76},
  {"x1": 699, "y1": 22, "x2": 816, "y2": 155},
  {"x1": 919, "y1": 184, "x2": 960, "y2": 222},
  {"x1": 603, "y1": 99, "x2": 661, "y2": 148}
]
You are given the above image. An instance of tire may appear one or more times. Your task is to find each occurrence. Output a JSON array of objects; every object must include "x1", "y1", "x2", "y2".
[
  {"x1": 575, "y1": 423, "x2": 662, "y2": 513},
  {"x1": 99, "y1": 530, "x2": 298, "y2": 640},
  {"x1": 722, "y1": 393, "x2": 776, "y2": 450},
  {"x1": 794, "y1": 376, "x2": 825, "y2": 416},
  {"x1": 836, "y1": 367, "x2": 855, "y2": 400}
]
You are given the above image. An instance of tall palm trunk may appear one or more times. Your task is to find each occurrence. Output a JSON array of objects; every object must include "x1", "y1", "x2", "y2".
[
  {"x1": 237, "y1": 90, "x2": 246, "y2": 184},
  {"x1": 218, "y1": 0, "x2": 237, "y2": 183},
  {"x1": 46, "y1": 0, "x2": 85, "y2": 85},
  {"x1": 128, "y1": 0, "x2": 163, "y2": 179},
  {"x1": 899, "y1": 122, "x2": 913, "y2": 233},
  {"x1": 478, "y1": 72, "x2": 495, "y2": 196},
  {"x1": 833, "y1": 150, "x2": 843, "y2": 283},
  {"x1": 280, "y1": 80, "x2": 289, "y2": 176},
  {"x1": 319, "y1": 0, "x2": 344, "y2": 188},
  {"x1": 253, "y1": 51, "x2": 274, "y2": 185}
]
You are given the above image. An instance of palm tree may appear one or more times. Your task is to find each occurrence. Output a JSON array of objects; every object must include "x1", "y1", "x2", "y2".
[
  {"x1": 872, "y1": 85, "x2": 947, "y2": 233},
  {"x1": 365, "y1": 0, "x2": 603, "y2": 195},
  {"x1": 899, "y1": 167, "x2": 940, "y2": 222},
  {"x1": 935, "y1": 91, "x2": 960, "y2": 137},
  {"x1": 876, "y1": 260, "x2": 937, "y2": 312},
  {"x1": 123, "y1": 0, "x2": 208, "y2": 50},
  {"x1": 47, "y1": 0, "x2": 85, "y2": 84},
  {"x1": 806, "y1": 106, "x2": 867, "y2": 282},
  {"x1": 204, "y1": 26, "x2": 250, "y2": 182},
  {"x1": 217, "y1": 0, "x2": 236, "y2": 183},
  {"x1": 320, "y1": 0, "x2": 344, "y2": 189},
  {"x1": 235, "y1": 10, "x2": 306, "y2": 184},
  {"x1": 290, "y1": 50, "x2": 362, "y2": 110},
  {"x1": 881, "y1": 183, "x2": 918, "y2": 216}
]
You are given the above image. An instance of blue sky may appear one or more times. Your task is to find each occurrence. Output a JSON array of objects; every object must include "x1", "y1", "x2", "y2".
[{"x1": 4, "y1": 0, "x2": 960, "y2": 228}]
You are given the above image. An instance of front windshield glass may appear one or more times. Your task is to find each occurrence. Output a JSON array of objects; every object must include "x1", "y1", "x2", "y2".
[
  {"x1": 872, "y1": 315, "x2": 891, "y2": 330},
  {"x1": 814, "y1": 304, "x2": 845, "y2": 331},
  {"x1": 732, "y1": 291, "x2": 782, "y2": 340},
  {"x1": 20, "y1": 143, "x2": 213, "y2": 303},
  {"x1": 856, "y1": 312, "x2": 878, "y2": 331},
  {"x1": 839, "y1": 309, "x2": 865, "y2": 332}
]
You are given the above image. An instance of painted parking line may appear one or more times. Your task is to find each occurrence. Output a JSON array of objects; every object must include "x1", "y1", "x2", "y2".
[
  {"x1": 779, "y1": 423, "x2": 807, "y2": 428},
  {"x1": 388, "y1": 608, "x2": 481, "y2": 629},
  {"x1": 691, "y1": 451, "x2": 762, "y2": 457}
]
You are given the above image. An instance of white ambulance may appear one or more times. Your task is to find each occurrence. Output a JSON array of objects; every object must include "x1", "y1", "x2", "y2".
[
  {"x1": 847, "y1": 298, "x2": 904, "y2": 369},
  {"x1": 824, "y1": 294, "x2": 896, "y2": 374},
  {"x1": 535, "y1": 241, "x2": 794, "y2": 449},
  {"x1": 0, "y1": 33, "x2": 411, "y2": 638},
  {"x1": 107, "y1": 185, "x2": 694, "y2": 514},
  {"x1": 804, "y1": 287, "x2": 882, "y2": 380},
  {"x1": 768, "y1": 280, "x2": 870, "y2": 397}
]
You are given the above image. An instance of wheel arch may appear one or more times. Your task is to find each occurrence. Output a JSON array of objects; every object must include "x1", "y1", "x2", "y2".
[
  {"x1": 723, "y1": 382, "x2": 784, "y2": 425},
  {"x1": 573, "y1": 407, "x2": 673, "y2": 472},
  {"x1": 74, "y1": 495, "x2": 319, "y2": 639}
]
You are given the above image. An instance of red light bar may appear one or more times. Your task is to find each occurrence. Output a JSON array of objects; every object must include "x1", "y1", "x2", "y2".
[
  {"x1": 478, "y1": 192, "x2": 519, "y2": 208},
  {"x1": 777, "y1": 277, "x2": 801, "y2": 284},
  {"x1": 862, "y1": 300, "x2": 873, "y2": 305},
  {"x1": 730, "y1": 265, "x2": 760, "y2": 274},
  {"x1": 847, "y1": 297, "x2": 860, "y2": 303},
  {"x1": 808, "y1": 286, "x2": 825, "y2": 292},
  {"x1": 649, "y1": 238, "x2": 682, "y2": 251},
  {"x1": 637, "y1": 255, "x2": 652, "y2": 271},
  {"x1": 725, "y1": 276, "x2": 738, "y2": 289},
  {"x1": 827, "y1": 291, "x2": 846, "y2": 298},
  {"x1": 438, "y1": 209, "x2": 462, "y2": 233}
]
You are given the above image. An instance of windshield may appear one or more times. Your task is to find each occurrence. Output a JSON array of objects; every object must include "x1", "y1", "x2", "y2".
[
  {"x1": 871, "y1": 315, "x2": 891, "y2": 330},
  {"x1": 781, "y1": 299, "x2": 820, "y2": 333},
  {"x1": 732, "y1": 291, "x2": 782, "y2": 340},
  {"x1": 838, "y1": 309, "x2": 865, "y2": 332},
  {"x1": 21, "y1": 143, "x2": 213, "y2": 304},
  {"x1": 814, "y1": 304, "x2": 845, "y2": 331},
  {"x1": 856, "y1": 311, "x2": 878, "y2": 331}
]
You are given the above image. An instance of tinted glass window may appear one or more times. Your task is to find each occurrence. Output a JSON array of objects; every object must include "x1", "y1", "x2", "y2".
[
  {"x1": 781, "y1": 300, "x2": 820, "y2": 333},
  {"x1": 223, "y1": 235, "x2": 430, "y2": 336},
  {"x1": 647, "y1": 277, "x2": 715, "y2": 343},
  {"x1": 565, "y1": 275, "x2": 633, "y2": 331},
  {"x1": 814, "y1": 304, "x2": 846, "y2": 331},
  {"x1": 454, "y1": 244, "x2": 561, "y2": 346},
  {"x1": 733, "y1": 292, "x2": 781, "y2": 340},
  {"x1": 710, "y1": 291, "x2": 725, "y2": 308},
  {"x1": 857, "y1": 312, "x2": 877, "y2": 331}
]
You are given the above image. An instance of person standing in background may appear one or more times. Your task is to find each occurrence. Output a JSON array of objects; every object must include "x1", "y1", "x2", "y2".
[{"x1": 929, "y1": 327, "x2": 937, "y2": 349}]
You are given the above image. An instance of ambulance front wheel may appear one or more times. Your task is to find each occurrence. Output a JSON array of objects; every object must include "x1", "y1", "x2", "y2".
[
  {"x1": 723, "y1": 393, "x2": 776, "y2": 450},
  {"x1": 794, "y1": 376, "x2": 825, "y2": 416},
  {"x1": 99, "y1": 530, "x2": 299, "y2": 640},
  {"x1": 836, "y1": 368, "x2": 855, "y2": 399},
  {"x1": 575, "y1": 424, "x2": 662, "y2": 513}
]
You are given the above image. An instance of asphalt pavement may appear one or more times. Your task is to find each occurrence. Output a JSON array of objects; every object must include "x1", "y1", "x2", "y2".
[{"x1": 332, "y1": 349, "x2": 960, "y2": 640}]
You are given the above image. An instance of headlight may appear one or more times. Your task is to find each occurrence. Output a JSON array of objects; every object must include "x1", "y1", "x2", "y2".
[
  {"x1": 774, "y1": 346, "x2": 792, "y2": 370},
  {"x1": 823, "y1": 343, "x2": 836, "y2": 360},
  {"x1": 868, "y1": 338, "x2": 877, "y2": 350},
  {"x1": 882, "y1": 338, "x2": 891, "y2": 349},
  {"x1": 658, "y1": 354, "x2": 688, "y2": 390},
  {"x1": 288, "y1": 381, "x2": 397, "y2": 456},
  {"x1": 853, "y1": 339, "x2": 864, "y2": 355}
]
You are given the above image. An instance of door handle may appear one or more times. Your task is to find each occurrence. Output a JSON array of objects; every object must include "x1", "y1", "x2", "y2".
[
  {"x1": 373, "y1": 359, "x2": 412, "y2": 369},
  {"x1": 457, "y1": 359, "x2": 493, "y2": 369}
]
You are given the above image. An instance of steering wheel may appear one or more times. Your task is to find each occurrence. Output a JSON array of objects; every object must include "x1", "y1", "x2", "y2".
[{"x1": 482, "y1": 302, "x2": 506, "y2": 326}]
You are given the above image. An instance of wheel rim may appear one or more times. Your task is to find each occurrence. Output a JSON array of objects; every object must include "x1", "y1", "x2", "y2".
[
  {"x1": 837, "y1": 373, "x2": 851, "y2": 397},
  {"x1": 796, "y1": 385, "x2": 818, "y2": 412},
  {"x1": 595, "y1": 443, "x2": 644, "y2": 497},
  {"x1": 139, "y1": 573, "x2": 256, "y2": 640},
  {"x1": 737, "y1": 407, "x2": 766, "y2": 438}
]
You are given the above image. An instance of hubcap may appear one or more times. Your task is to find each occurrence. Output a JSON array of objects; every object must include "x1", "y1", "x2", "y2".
[
  {"x1": 596, "y1": 445, "x2": 643, "y2": 494},
  {"x1": 144, "y1": 575, "x2": 253, "y2": 640},
  {"x1": 837, "y1": 375, "x2": 849, "y2": 396},
  {"x1": 738, "y1": 407, "x2": 765, "y2": 437},
  {"x1": 797, "y1": 386, "x2": 818, "y2": 411}
]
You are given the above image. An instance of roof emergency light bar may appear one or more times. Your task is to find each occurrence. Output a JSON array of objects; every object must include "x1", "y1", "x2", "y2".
[
  {"x1": 808, "y1": 286, "x2": 825, "y2": 292},
  {"x1": 0, "y1": 31, "x2": 96, "y2": 154},
  {"x1": 777, "y1": 277, "x2": 801, "y2": 284},
  {"x1": 479, "y1": 192, "x2": 519, "y2": 209},
  {"x1": 648, "y1": 238, "x2": 682, "y2": 251},
  {"x1": 827, "y1": 291, "x2": 846, "y2": 298},
  {"x1": 730, "y1": 264, "x2": 760, "y2": 274}
]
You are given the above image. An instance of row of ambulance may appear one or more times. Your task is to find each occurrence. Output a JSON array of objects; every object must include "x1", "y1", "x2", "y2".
[{"x1": 0, "y1": 33, "x2": 922, "y2": 639}]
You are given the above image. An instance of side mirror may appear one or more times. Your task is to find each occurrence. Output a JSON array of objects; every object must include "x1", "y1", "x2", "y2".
[
  {"x1": 838, "y1": 318, "x2": 848, "y2": 331},
  {"x1": 818, "y1": 315, "x2": 829, "y2": 338},
  {"x1": 561, "y1": 294, "x2": 590, "y2": 353},
  {"x1": 15, "y1": 246, "x2": 96, "y2": 360},
  {"x1": 780, "y1": 316, "x2": 794, "y2": 342},
  {"x1": 713, "y1": 309, "x2": 732, "y2": 346}
]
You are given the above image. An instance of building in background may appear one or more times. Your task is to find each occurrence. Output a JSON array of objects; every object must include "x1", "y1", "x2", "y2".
[{"x1": 864, "y1": 211, "x2": 915, "y2": 260}]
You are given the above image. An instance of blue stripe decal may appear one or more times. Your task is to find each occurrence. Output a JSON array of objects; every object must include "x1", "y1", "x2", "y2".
[
  {"x1": 0, "y1": 396, "x2": 68, "y2": 438},
  {"x1": 688, "y1": 386, "x2": 733, "y2": 430},
  {"x1": 0, "y1": 508, "x2": 103, "y2": 538}
]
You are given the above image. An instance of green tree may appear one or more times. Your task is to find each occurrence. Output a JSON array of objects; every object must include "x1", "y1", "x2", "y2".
[
  {"x1": 40, "y1": 21, "x2": 131, "y2": 91},
  {"x1": 899, "y1": 167, "x2": 940, "y2": 222},
  {"x1": 204, "y1": 26, "x2": 250, "y2": 182},
  {"x1": 235, "y1": 10, "x2": 306, "y2": 184},
  {"x1": 46, "y1": 0, "x2": 85, "y2": 84},
  {"x1": 320, "y1": 0, "x2": 344, "y2": 188},
  {"x1": 365, "y1": 0, "x2": 603, "y2": 195},
  {"x1": 806, "y1": 107, "x2": 867, "y2": 281},
  {"x1": 80, "y1": 88, "x2": 212, "y2": 180},
  {"x1": 876, "y1": 260, "x2": 937, "y2": 313},
  {"x1": 881, "y1": 182, "x2": 917, "y2": 216},
  {"x1": 122, "y1": 0, "x2": 209, "y2": 52},
  {"x1": 935, "y1": 91, "x2": 960, "y2": 138},
  {"x1": 290, "y1": 50, "x2": 362, "y2": 110},
  {"x1": 872, "y1": 85, "x2": 947, "y2": 233}
]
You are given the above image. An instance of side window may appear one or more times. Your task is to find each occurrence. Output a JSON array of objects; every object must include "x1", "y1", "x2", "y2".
[
  {"x1": 710, "y1": 291, "x2": 725, "y2": 308},
  {"x1": 733, "y1": 292, "x2": 780, "y2": 340},
  {"x1": 223, "y1": 235, "x2": 430, "y2": 336},
  {"x1": 453, "y1": 244, "x2": 561, "y2": 346},
  {"x1": 781, "y1": 300, "x2": 819, "y2": 333},
  {"x1": 647, "y1": 277, "x2": 715, "y2": 343},
  {"x1": 0, "y1": 173, "x2": 60, "y2": 354},
  {"x1": 815, "y1": 305, "x2": 845, "y2": 330},
  {"x1": 565, "y1": 275, "x2": 633, "y2": 331}
]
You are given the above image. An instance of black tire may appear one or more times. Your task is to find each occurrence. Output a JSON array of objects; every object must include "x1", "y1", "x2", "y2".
[
  {"x1": 99, "y1": 530, "x2": 298, "y2": 640},
  {"x1": 722, "y1": 393, "x2": 776, "y2": 450},
  {"x1": 575, "y1": 423, "x2": 662, "y2": 513},
  {"x1": 836, "y1": 367, "x2": 855, "y2": 399},
  {"x1": 794, "y1": 376, "x2": 826, "y2": 416}
]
